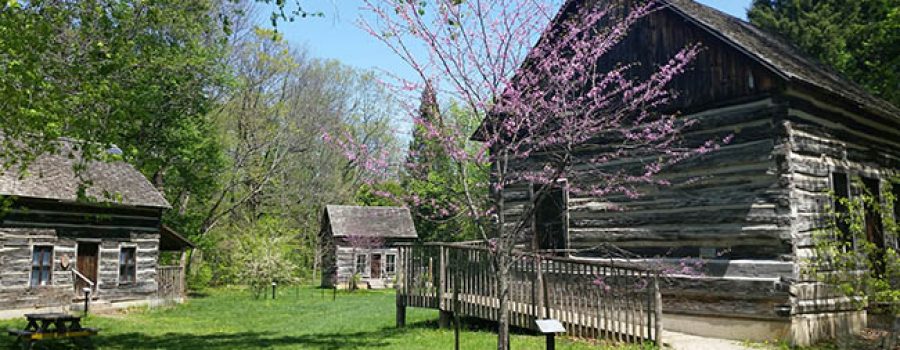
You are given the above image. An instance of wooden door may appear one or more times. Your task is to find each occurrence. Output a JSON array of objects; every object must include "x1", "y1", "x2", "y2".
[
  {"x1": 370, "y1": 254, "x2": 382, "y2": 278},
  {"x1": 76, "y1": 243, "x2": 99, "y2": 294}
]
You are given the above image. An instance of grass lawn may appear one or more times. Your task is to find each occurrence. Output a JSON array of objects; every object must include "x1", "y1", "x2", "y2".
[{"x1": 0, "y1": 287, "x2": 650, "y2": 350}]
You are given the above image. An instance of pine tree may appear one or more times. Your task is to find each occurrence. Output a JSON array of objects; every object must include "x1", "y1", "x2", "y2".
[
  {"x1": 748, "y1": 0, "x2": 900, "y2": 107},
  {"x1": 400, "y1": 84, "x2": 484, "y2": 242},
  {"x1": 406, "y1": 82, "x2": 446, "y2": 178}
]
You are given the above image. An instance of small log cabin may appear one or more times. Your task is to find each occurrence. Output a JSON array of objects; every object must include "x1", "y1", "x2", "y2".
[
  {"x1": 319, "y1": 205, "x2": 418, "y2": 289},
  {"x1": 0, "y1": 139, "x2": 192, "y2": 317},
  {"x1": 485, "y1": 0, "x2": 899, "y2": 345}
]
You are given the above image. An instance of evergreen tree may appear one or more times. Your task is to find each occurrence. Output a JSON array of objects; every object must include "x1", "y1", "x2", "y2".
[
  {"x1": 406, "y1": 82, "x2": 445, "y2": 178},
  {"x1": 748, "y1": 0, "x2": 900, "y2": 107},
  {"x1": 401, "y1": 85, "x2": 481, "y2": 242}
]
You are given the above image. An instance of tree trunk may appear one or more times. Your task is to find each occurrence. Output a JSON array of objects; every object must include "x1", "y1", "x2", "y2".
[{"x1": 496, "y1": 257, "x2": 511, "y2": 350}]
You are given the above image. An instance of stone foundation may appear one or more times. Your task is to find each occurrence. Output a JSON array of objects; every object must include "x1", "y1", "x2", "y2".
[{"x1": 663, "y1": 312, "x2": 791, "y2": 343}]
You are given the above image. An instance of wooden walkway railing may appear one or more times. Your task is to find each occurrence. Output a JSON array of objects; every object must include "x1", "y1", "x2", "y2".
[{"x1": 396, "y1": 243, "x2": 662, "y2": 345}]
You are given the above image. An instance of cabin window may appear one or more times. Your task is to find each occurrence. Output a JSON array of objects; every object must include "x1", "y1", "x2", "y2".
[
  {"x1": 831, "y1": 172, "x2": 851, "y2": 244},
  {"x1": 119, "y1": 247, "x2": 137, "y2": 284},
  {"x1": 385, "y1": 254, "x2": 396, "y2": 275},
  {"x1": 30, "y1": 246, "x2": 53, "y2": 287},
  {"x1": 355, "y1": 254, "x2": 367, "y2": 275}
]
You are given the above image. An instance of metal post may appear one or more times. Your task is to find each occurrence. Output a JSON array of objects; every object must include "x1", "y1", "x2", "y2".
[
  {"x1": 82, "y1": 288, "x2": 91, "y2": 316},
  {"x1": 272, "y1": 282, "x2": 277, "y2": 299},
  {"x1": 536, "y1": 319, "x2": 565, "y2": 350}
]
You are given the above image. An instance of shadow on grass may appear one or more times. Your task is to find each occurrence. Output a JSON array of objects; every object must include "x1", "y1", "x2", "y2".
[
  {"x1": 0, "y1": 320, "x2": 439, "y2": 350},
  {"x1": 186, "y1": 291, "x2": 211, "y2": 299}
]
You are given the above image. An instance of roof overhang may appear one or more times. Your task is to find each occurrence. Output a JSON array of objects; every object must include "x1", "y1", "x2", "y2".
[{"x1": 159, "y1": 225, "x2": 195, "y2": 251}]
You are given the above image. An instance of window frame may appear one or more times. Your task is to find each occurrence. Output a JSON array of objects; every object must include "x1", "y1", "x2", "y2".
[
  {"x1": 30, "y1": 246, "x2": 54, "y2": 287},
  {"x1": 118, "y1": 247, "x2": 137, "y2": 285},
  {"x1": 354, "y1": 254, "x2": 368, "y2": 276},
  {"x1": 385, "y1": 254, "x2": 396, "y2": 275}
]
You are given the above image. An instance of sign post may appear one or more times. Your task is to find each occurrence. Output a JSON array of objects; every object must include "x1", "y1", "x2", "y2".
[{"x1": 535, "y1": 319, "x2": 565, "y2": 350}]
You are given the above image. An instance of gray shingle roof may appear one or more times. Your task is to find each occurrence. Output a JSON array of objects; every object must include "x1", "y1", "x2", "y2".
[
  {"x1": 324, "y1": 205, "x2": 418, "y2": 239},
  {"x1": 662, "y1": 0, "x2": 900, "y2": 119},
  {"x1": 0, "y1": 139, "x2": 170, "y2": 209}
]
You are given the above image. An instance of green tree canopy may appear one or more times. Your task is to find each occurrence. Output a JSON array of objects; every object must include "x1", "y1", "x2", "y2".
[
  {"x1": 748, "y1": 0, "x2": 900, "y2": 107},
  {"x1": 0, "y1": 0, "x2": 229, "y2": 235}
]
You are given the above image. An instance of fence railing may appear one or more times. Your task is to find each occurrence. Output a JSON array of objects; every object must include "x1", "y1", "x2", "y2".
[
  {"x1": 396, "y1": 243, "x2": 662, "y2": 345},
  {"x1": 157, "y1": 265, "x2": 186, "y2": 301}
]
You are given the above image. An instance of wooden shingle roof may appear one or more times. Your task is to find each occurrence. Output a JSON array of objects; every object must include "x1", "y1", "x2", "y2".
[
  {"x1": 0, "y1": 139, "x2": 170, "y2": 209},
  {"x1": 323, "y1": 205, "x2": 418, "y2": 239}
]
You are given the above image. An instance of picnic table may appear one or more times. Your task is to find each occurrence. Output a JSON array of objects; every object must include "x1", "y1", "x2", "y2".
[{"x1": 7, "y1": 313, "x2": 98, "y2": 349}]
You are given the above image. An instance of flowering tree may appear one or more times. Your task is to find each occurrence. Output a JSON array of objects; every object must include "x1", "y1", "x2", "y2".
[{"x1": 328, "y1": 0, "x2": 718, "y2": 348}]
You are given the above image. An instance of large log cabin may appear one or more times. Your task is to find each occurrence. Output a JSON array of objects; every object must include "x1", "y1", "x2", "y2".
[
  {"x1": 485, "y1": 0, "x2": 899, "y2": 345},
  {"x1": 0, "y1": 139, "x2": 190, "y2": 317}
]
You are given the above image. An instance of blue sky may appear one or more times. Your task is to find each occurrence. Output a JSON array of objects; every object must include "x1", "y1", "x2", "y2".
[{"x1": 264, "y1": 0, "x2": 753, "y2": 82}]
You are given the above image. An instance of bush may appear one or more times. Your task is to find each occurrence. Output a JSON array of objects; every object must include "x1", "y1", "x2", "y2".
[
  {"x1": 349, "y1": 273, "x2": 362, "y2": 292},
  {"x1": 234, "y1": 217, "x2": 300, "y2": 298}
]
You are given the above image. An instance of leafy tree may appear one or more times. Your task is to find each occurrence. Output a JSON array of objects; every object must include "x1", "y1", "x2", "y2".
[
  {"x1": 189, "y1": 20, "x2": 402, "y2": 287},
  {"x1": 233, "y1": 216, "x2": 300, "y2": 298},
  {"x1": 748, "y1": 0, "x2": 900, "y2": 107},
  {"x1": 356, "y1": 182, "x2": 405, "y2": 207},
  {"x1": 0, "y1": 0, "x2": 229, "y2": 244},
  {"x1": 403, "y1": 94, "x2": 485, "y2": 242},
  {"x1": 807, "y1": 178, "x2": 899, "y2": 347}
]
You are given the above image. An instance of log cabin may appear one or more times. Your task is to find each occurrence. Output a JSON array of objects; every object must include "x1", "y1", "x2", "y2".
[
  {"x1": 0, "y1": 139, "x2": 192, "y2": 317},
  {"x1": 482, "y1": 0, "x2": 899, "y2": 345},
  {"x1": 319, "y1": 205, "x2": 418, "y2": 289}
]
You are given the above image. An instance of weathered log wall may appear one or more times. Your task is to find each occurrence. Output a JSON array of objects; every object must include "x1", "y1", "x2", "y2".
[
  {"x1": 0, "y1": 228, "x2": 74, "y2": 310},
  {"x1": 500, "y1": 98, "x2": 795, "y2": 319},
  {"x1": 0, "y1": 227, "x2": 160, "y2": 310},
  {"x1": 333, "y1": 245, "x2": 401, "y2": 284},
  {"x1": 781, "y1": 88, "x2": 900, "y2": 343},
  {"x1": 94, "y1": 231, "x2": 160, "y2": 302}
]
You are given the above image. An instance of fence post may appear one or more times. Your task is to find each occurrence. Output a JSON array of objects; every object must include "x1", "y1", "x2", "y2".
[
  {"x1": 654, "y1": 272, "x2": 663, "y2": 345},
  {"x1": 543, "y1": 260, "x2": 551, "y2": 319},
  {"x1": 396, "y1": 246, "x2": 407, "y2": 328},
  {"x1": 453, "y1": 249, "x2": 462, "y2": 350},
  {"x1": 532, "y1": 255, "x2": 546, "y2": 322},
  {"x1": 646, "y1": 271, "x2": 653, "y2": 342},
  {"x1": 439, "y1": 246, "x2": 446, "y2": 310}
]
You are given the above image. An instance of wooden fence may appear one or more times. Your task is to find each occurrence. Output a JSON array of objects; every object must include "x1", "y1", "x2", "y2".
[
  {"x1": 396, "y1": 243, "x2": 662, "y2": 345},
  {"x1": 157, "y1": 266, "x2": 186, "y2": 301}
]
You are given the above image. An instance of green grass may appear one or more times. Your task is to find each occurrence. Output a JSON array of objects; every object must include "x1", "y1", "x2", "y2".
[{"x1": 0, "y1": 287, "x2": 651, "y2": 349}]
